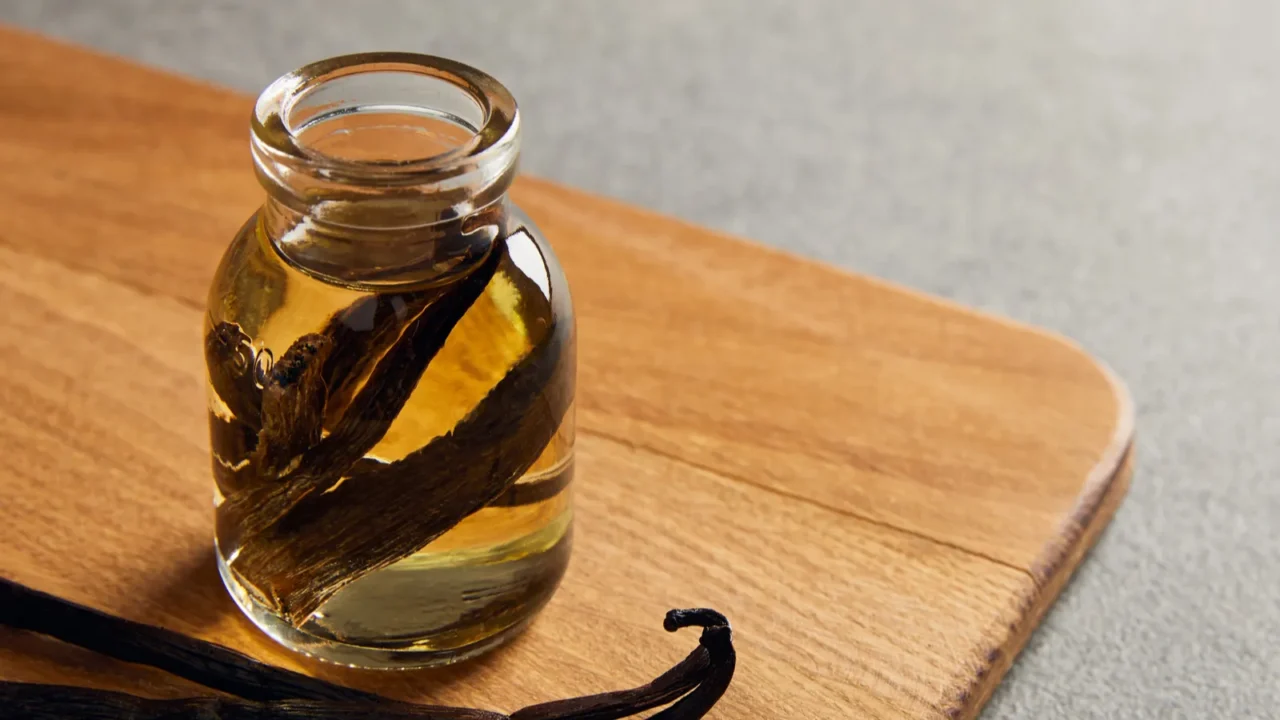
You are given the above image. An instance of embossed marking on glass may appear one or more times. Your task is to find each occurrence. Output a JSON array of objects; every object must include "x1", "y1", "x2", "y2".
[{"x1": 205, "y1": 53, "x2": 576, "y2": 668}]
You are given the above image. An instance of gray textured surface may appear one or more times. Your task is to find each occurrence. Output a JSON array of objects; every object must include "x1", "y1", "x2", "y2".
[{"x1": 3, "y1": 1, "x2": 1277, "y2": 717}]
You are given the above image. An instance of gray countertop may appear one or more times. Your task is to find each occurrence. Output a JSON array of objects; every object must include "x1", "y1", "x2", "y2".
[{"x1": 4, "y1": 1, "x2": 1277, "y2": 717}]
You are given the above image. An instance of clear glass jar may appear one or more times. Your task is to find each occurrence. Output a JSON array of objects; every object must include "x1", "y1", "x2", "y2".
[{"x1": 204, "y1": 53, "x2": 575, "y2": 669}]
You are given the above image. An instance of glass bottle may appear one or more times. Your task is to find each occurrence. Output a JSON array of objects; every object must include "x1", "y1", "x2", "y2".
[{"x1": 204, "y1": 53, "x2": 575, "y2": 669}]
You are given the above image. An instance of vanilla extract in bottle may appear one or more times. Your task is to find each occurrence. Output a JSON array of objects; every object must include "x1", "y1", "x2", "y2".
[{"x1": 205, "y1": 53, "x2": 575, "y2": 668}]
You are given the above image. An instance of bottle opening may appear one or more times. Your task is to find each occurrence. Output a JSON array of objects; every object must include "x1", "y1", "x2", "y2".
[
  {"x1": 252, "y1": 53, "x2": 520, "y2": 226},
  {"x1": 284, "y1": 71, "x2": 485, "y2": 165},
  {"x1": 250, "y1": 53, "x2": 522, "y2": 287}
]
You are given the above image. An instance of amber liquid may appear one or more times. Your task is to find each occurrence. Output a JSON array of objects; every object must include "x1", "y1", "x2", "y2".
[{"x1": 209, "y1": 214, "x2": 574, "y2": 668}]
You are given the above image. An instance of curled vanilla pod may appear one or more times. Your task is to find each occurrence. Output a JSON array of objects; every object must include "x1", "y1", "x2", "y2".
[
  {"x1": 0, "y1": 578, "x2": 735, "y2": 720},
  {"x1": 509, "y1": 609, "x2": 735, "y2": 720}
]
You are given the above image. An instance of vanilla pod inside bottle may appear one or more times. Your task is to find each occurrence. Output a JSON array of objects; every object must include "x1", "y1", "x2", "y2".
[{"x1": 205, "y1": 53, "x2": 575, "y2": 668}]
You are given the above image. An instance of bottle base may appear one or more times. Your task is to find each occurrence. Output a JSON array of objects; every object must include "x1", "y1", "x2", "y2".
[{"x1": 216, "y1": 544, "x2": 560, "y2": 669}]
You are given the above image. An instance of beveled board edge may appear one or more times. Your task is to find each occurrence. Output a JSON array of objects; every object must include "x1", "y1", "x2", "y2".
[{"x1": 954, "y1": 357, "x2": 1135, "y2": 718}]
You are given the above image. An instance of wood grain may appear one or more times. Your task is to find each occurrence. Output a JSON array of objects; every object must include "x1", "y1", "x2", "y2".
[{"x1": 0, "y1": 27, "x2": 1133, "y2": 719}]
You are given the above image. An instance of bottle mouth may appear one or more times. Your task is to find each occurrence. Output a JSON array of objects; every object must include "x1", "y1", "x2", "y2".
[{"x1": 251, "y1": 52, "x2": 520, "y2": 228}]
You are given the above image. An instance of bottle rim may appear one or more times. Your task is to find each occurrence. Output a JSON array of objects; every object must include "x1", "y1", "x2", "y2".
[{"x1": 250, "y1": 52, "x2": 520, "y2": 227}]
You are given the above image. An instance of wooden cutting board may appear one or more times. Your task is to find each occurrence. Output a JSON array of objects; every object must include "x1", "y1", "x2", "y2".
[{"x1": 0, "y1": 27, "x2": 1133, "y2": 719}]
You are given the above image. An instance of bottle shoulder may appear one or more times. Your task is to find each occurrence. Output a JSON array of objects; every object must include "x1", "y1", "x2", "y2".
[{"x1": 206, "y1": 208, "x2": 572, "y2": 348}]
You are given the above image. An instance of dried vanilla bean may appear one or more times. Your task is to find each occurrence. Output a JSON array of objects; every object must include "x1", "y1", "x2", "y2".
[
  {"x1": 218, "y1": 238, "x2": 506, "y2": 550},
  {"x1": 0, "y1": 578, "x2": 375, "y2": 704},
  {"x1": 0, "y1": 684, "x2": 506, "y2": 720},
  {"x1": 509, "y1": 609, "x2": 734, "y2": 720},
  {"x1": 207, "y1": 271, "x2": 444, "y2": 493},
  {"x1": 212, "y1": 332, "x2": 335, "y2": 500},
  {"x1": 234, "y1": 288, "x2": 573, "y2": 624},
  {"x1": 317, "y1": 290, "x2": 441, "y2": 426},
  {"x1": 647, "y1": 610, "x2": 736, "y2": 720},
  {"x1": 0, "y1": 579, "x2": 735, "y2": 720},
  {"x1": 251, "y1": 335, "x2": 333, "y2": 477},
  {"x1": 297, "y1": 236, "x2": 507, "y2": 485},
  {"x1": 219, "y1": 237, "x2": 579, "y2": 623},
  {"x1": 487, "y1": 459, "x2": 575, "y2": 508},
  {"x1": 337, "y1": 457, "x2": 572, "y2": 510}
]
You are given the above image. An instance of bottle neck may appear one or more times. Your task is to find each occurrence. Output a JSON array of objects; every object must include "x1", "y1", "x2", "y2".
[
  {"x1": 261, "y1": 195, "x2": 510, "y2": 288},
  {"x1": 250, "y1": 52, "x2": 520, "y2": 288}
]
